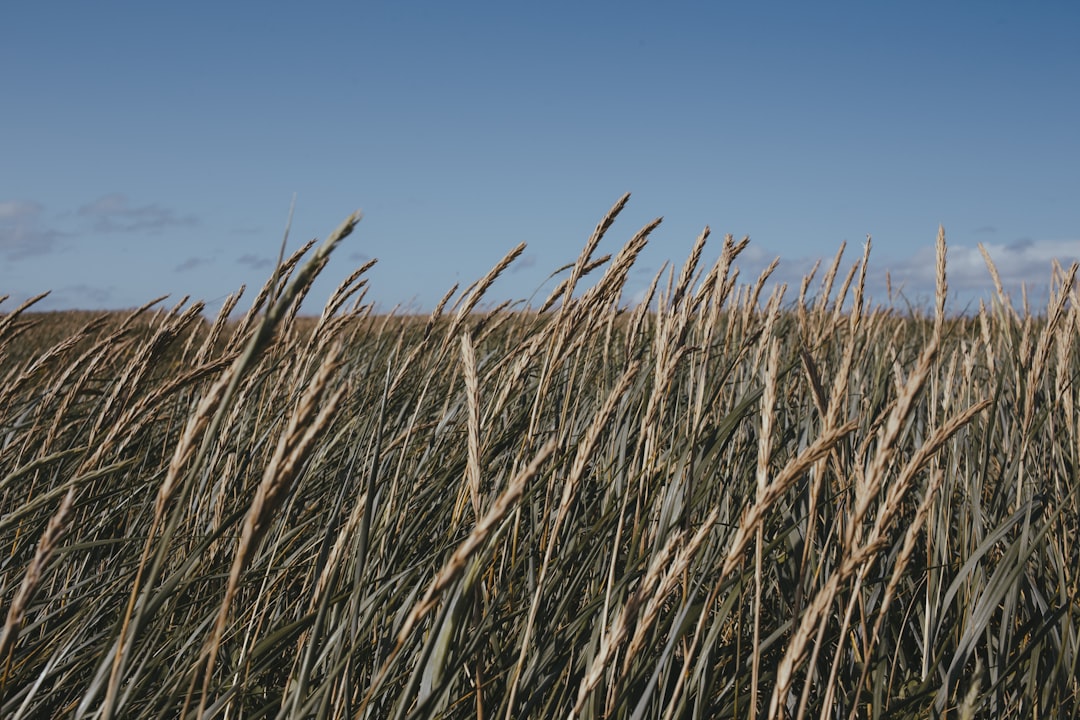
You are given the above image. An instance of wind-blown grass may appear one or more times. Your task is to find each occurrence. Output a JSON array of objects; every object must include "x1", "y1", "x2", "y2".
[{"x1": 1, "y1": 199, "x2": 1077, "y2": 719}]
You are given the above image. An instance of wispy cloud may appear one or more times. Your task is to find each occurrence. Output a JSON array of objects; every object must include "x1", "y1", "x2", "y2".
[
  {"x1": 237, "y1": 253, "x2": 275, "y2": 271},
  {"x1": 0, "y1": 200, "x2": 40, "y2": 221},
  {"x1": 78, "y1": 193, "x2": 198, "y2": 234},
  {"x1": 28, "y1": 284, "x2": 117, "y2": 310},
  {"x1": 509, "y1": 254, "x2": 537, "y2": 274},
  {"x1": 175, "y1": 257, "x2": 210, "y2": 273},
  {"x1": 633, "y1": 264, "x2": 659, "y2": 277},
  {"x1": 0, "y1": 200, "x2": 65, "y2": 260},
  {"x1": 60, "y1": 284, "x2": 116, "y2": 306}
]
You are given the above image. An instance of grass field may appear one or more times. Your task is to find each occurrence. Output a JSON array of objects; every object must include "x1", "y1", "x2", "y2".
[{"x1": 1, "y1": 199, "x2": 1078, "y2": 718}]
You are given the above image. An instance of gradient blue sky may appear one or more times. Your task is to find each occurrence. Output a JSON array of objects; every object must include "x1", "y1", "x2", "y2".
[{"x1": 3, "y1": 1, "x2": 1078, "y2": 315}]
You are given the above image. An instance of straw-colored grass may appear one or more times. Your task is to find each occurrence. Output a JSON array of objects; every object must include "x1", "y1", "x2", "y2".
[{"x1": 1, "y1": 199, "x2": 1078, "y2": 719}]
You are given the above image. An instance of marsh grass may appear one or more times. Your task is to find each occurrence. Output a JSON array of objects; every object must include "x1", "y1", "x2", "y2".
[{"x1": 1, "y1": 201, "x2": 1078, "y2": 718}]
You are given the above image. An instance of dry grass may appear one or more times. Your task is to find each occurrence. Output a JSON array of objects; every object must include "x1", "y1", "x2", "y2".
[{"x1": 1, "y1": 200, "x2": 1077, "y2": 719}]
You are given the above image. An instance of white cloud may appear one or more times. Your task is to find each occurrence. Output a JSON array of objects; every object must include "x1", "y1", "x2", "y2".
[
  {"x1": 690, "y1": 235, "x2": 1080, "y2": 313},
  {"x1": 883, "y1": 239, "x2": 1080, "y2": 297}
]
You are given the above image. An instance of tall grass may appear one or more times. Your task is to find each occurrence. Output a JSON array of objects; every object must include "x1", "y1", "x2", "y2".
[{"x1": 1, "y1": 200, "x2": 1077, "y2": 718}]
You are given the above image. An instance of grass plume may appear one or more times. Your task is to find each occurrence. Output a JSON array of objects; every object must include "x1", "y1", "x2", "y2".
[{"x1": 0, "y1": 200, "x2": 1076, "y2": 719}]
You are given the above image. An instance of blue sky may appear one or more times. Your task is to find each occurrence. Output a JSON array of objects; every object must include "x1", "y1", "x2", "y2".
[{"x1": 2, "y1": 1, "x2": 1078, "y2": 315}]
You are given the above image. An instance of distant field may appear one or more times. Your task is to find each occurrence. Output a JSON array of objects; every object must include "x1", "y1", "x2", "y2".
[{"x1": 1, "y1": 202, "x2": 1077, "y2": 719}]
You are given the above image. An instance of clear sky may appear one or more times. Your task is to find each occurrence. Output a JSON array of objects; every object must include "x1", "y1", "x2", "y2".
[{"x1": 3, "y1": 1, "x2": 1078, "y2": 315}]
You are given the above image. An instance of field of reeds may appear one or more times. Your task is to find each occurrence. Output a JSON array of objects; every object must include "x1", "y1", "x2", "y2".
[{"x1": 1, "y1": 197, "x2": 1078, "y2": 719}]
